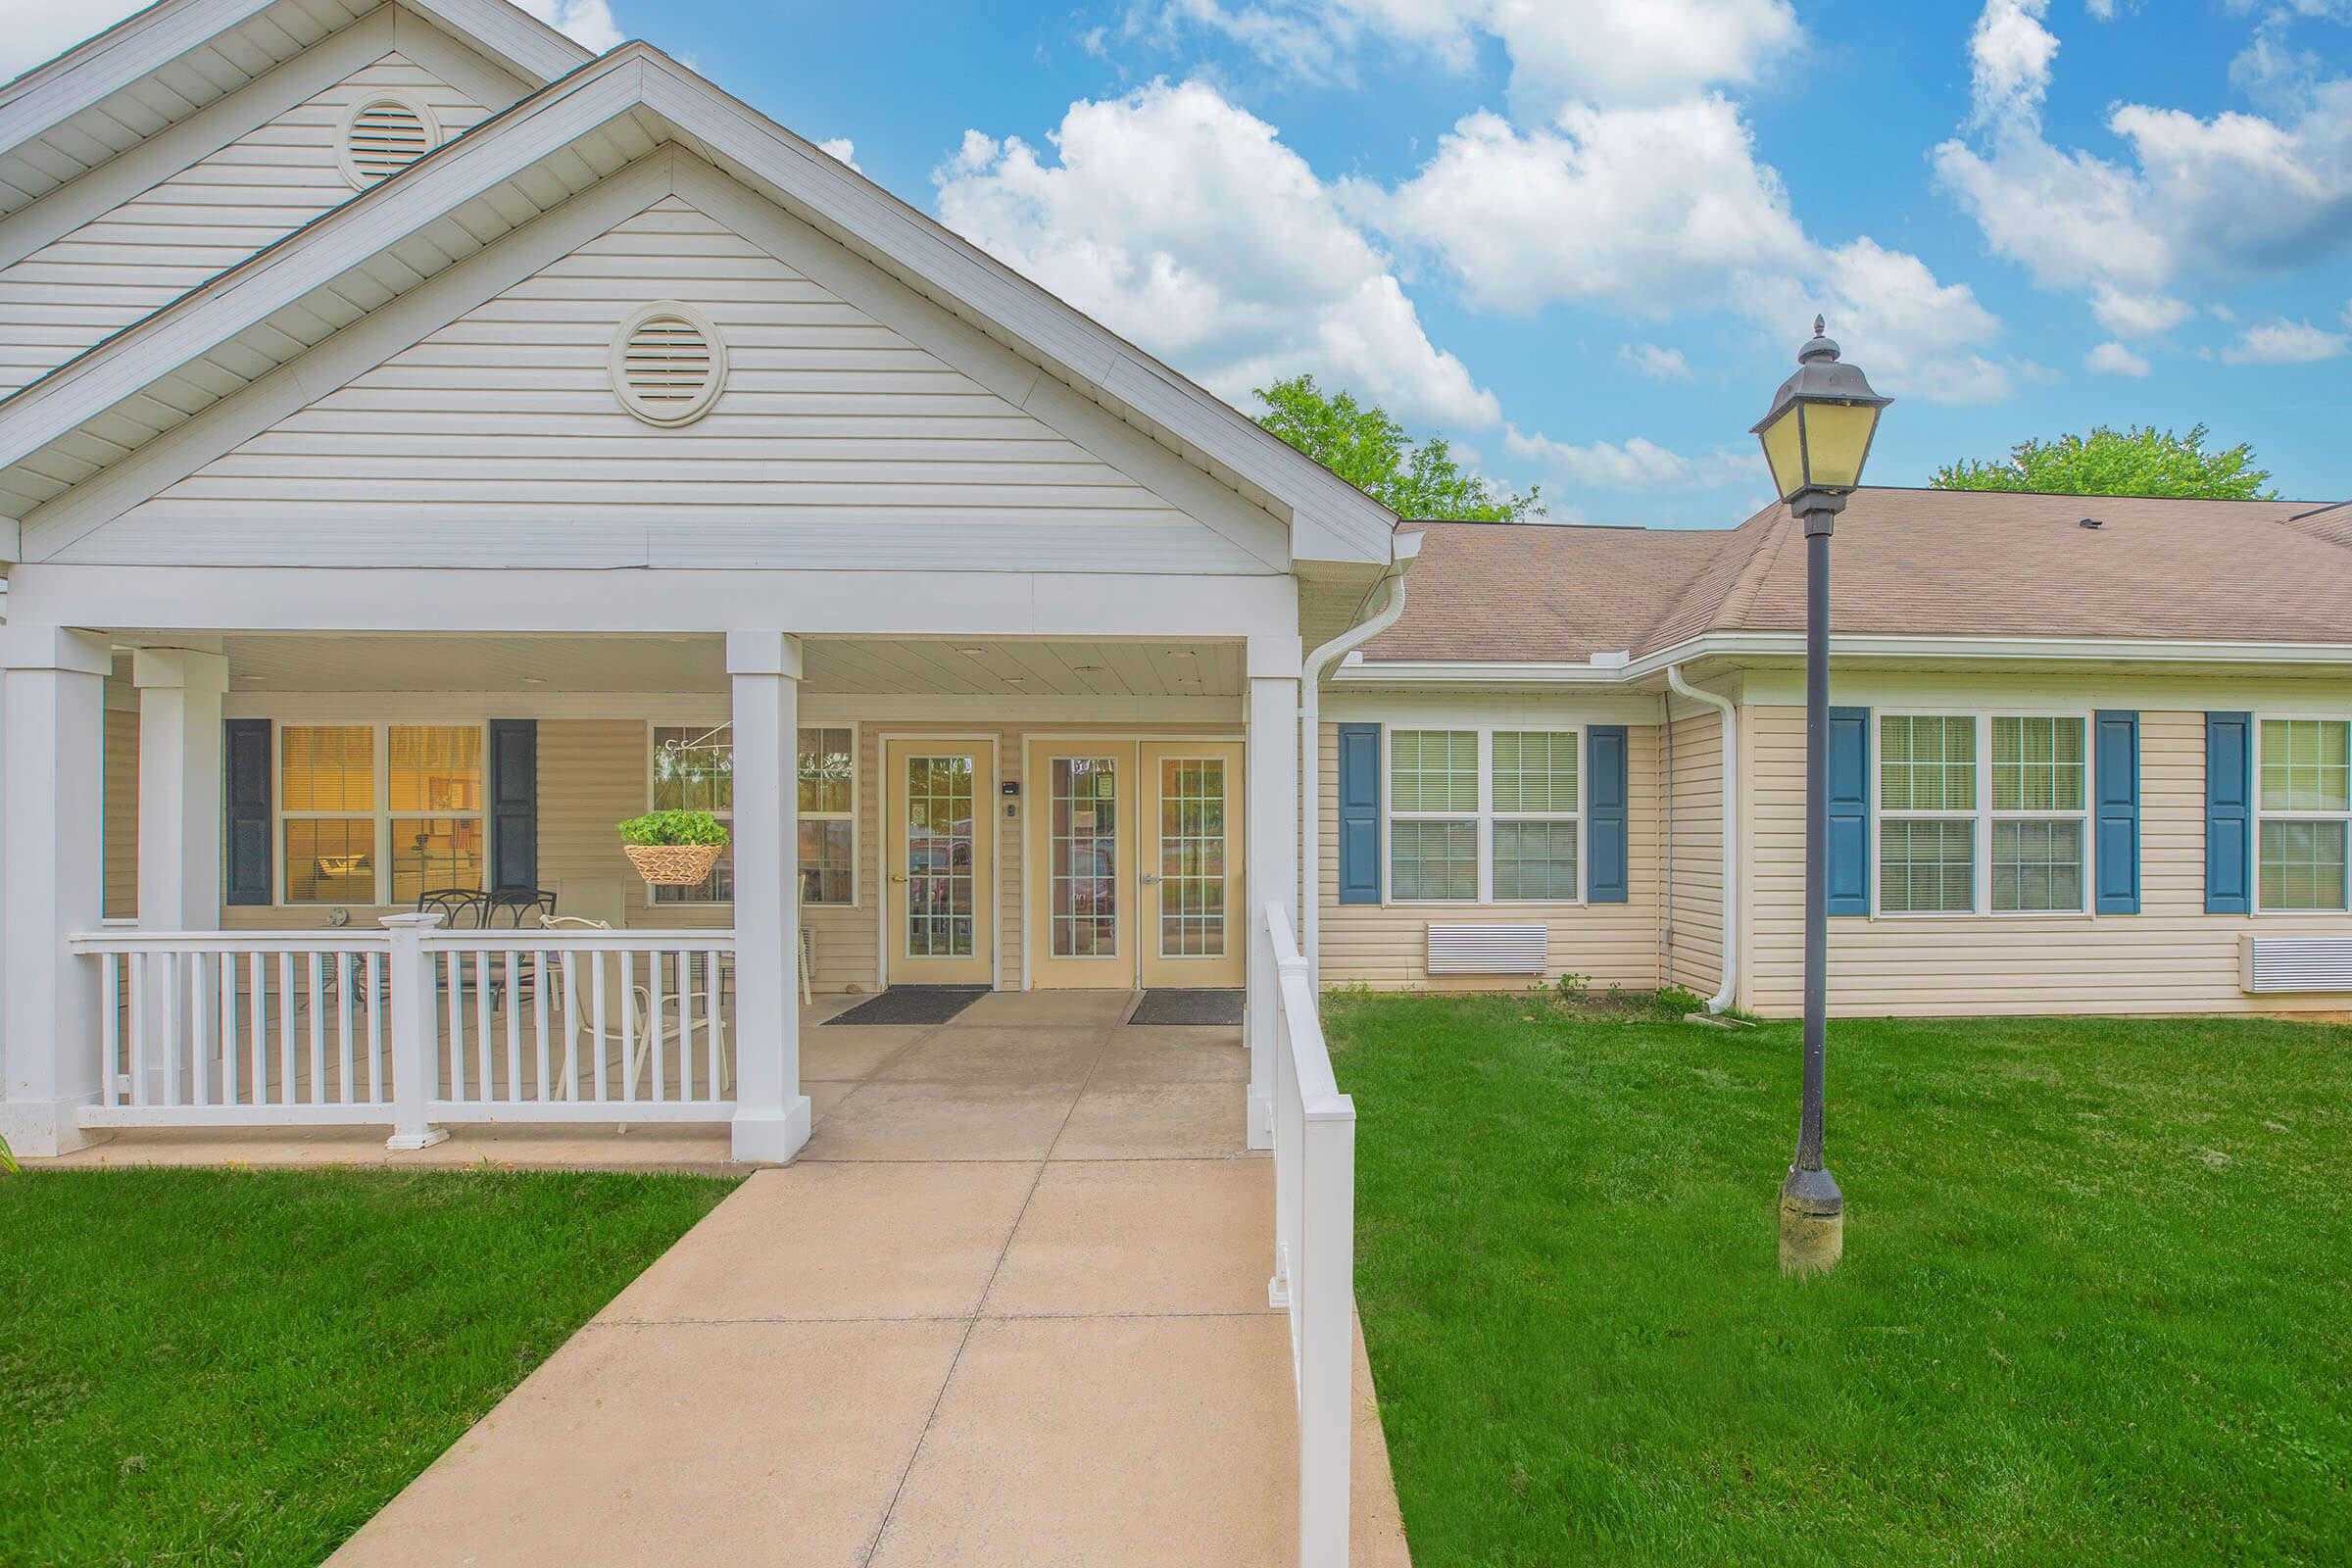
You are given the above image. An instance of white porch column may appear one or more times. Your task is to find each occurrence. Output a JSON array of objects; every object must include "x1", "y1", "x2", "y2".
[
  {"x1": 0, "y1": 624, "x2": 112, "y2": 1156},
  {"x1": 1246, "y1": 635, "x2": 1302, "y2": 1152},
  {"x1": 132, "y1": 647, "x2": 228, "y2": 930},
  {"x1": 727, "y1": 630, "x2": 811, "y2": 1163}
]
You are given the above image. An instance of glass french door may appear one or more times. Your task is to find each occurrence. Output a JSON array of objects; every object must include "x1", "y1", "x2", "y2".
[
  {"x1": 885, "y1": 740, "x2": 994, "y2": 985},
  {"x1": 1140, "y1": 742, "x2": 1245, "y2": 988},
  {"x1": 1024, "y1": 738, "x2": 1245, "y2": 990},
  {"x1": 1028, "y1": 747, "x2": 1133, "y2": 989}
]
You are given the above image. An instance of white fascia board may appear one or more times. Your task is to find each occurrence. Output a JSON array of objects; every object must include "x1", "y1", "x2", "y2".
[
  {"x1": 1336, "y1": 632, "x2": 2352, "y2": 686},
  {"x1": 0, "y1": 9, "x2": 400, "y2": 270},
  {"x1": 1, "y1": 42, "x2": 1385, "y2": 564},
  {"x1": 0, "y1": 0, "x2": 587, "y2": 156},
  {"x1": 5, "y1": 563, "x2": 1304, "y2": 637}
]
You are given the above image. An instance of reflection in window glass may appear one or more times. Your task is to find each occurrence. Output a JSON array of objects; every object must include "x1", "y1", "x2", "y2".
[
  {"x1": 388, "y1": 726, "x2": 481, "y2": 812},
  {"x1": 391, "y1": 816, "x2": 484, "y2": 904},
  {"x1": 1157, "y1": 758, "x2": 1227, "y2": 957},
  {"x1": 2261, "y1": 819, "x2": 2349, "y2": 911},
  {"x1": 1391, "y1": 819, "x2": 1477, "y2": 902},
  {"x1": 800, "y1": 819, "x2": 851, "y2": 906},
  {"x1": 1051, "y1": 757, "x2": 1118, "y2": 957},
  {"x1": 284, "y1": 818, "x2": 375, "y2": 905},
  {"x1": 282, "y1": 726, "x2": 373, "y2": 811}
]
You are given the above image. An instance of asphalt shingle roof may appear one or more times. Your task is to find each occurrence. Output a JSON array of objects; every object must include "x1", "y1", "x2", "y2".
[{"x1": 1367, "y1": 488, "x2": 2352, "y2": 664}]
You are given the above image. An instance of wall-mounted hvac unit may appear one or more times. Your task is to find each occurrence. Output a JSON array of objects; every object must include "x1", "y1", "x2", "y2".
[
  {"x1": 2240, "y1": 935, "x2": 2352, "y2": 994},
  {"x1": 1426, "y1": 924, "x2": 1548, "y2": 976}
]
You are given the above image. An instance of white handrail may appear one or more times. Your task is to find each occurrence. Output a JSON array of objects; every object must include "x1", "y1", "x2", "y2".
[
  {"x1": 71, "y1": 923, "x2": 737, "y2": 1141},
  {"x1": 1265, "y1": 898, "x2": 1356, "y2": 1568}
]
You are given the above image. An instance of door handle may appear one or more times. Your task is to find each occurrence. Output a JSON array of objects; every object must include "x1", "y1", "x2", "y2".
[
  {"x1": 890, "y1": 872, "x2": 909, "y2": 884},
  {"x1": 1140, "y1": 873, "x2": 1159, "y2": 885}
]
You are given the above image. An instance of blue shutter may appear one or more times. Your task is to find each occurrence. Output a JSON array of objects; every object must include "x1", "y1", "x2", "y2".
[
  {"x1": 1337, "y1": 723, "x2": 1381, "y2": 905},
  {"x1": 1826, "y1": 707, "x2": 1871, "y2": 916},
  {"x1": 2206, "y1": 711, "x2": 2252, "y2": 914},
  {"x1": 1586, "y1": 725, "x2": 1628, "y2": 904},
  {"x1": 222, "y1": 718, "x2": 272, "y2": 906},
  {"x1": 489, "y1": 719, "x2": 539, "y2": 891},
  {"x1": 2093, "y1": 710, "x2": 2140, "y2": 914}
]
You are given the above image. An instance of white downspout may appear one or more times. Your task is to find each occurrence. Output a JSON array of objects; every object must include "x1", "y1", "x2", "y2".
[
  {"x1": 1665, "y1": 663, "x2": 1739, "y2": 1013},
  {"x1": 1298, "y1": 533, "x2": 1421, "y2": 975}
]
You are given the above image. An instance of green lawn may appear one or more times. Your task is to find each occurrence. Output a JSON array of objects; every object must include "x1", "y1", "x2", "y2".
[
  {"x1": 0, "y1": 1165, "x2": 733, "y2": 1567},
  {"x1": 1329, "y1": 995, "x2": 2352, "y2": 1567}
]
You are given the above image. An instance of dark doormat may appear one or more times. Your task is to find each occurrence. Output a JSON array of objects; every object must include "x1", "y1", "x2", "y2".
[
  {"x1": 827, "y1": 987, "x2": 988, "y2": 1025},
  {"x1": 1128, "y1": 989, "x2": 1246, "y2": 1026}
]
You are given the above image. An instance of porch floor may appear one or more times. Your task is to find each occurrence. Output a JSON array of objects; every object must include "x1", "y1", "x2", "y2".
[{"x1": 51, "y1": 992, "x2": 1410, "y2": 1566}]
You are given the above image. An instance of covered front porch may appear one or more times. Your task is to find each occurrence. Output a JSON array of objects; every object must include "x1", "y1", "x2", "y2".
[{"x1": 4, "y1": 621, "x2": 1303, "y2": 1165}]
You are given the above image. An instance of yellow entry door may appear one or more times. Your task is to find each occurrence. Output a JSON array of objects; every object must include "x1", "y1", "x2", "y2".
[
  {"x1": 1139, "y1": 742, "x2": 1246, "y2": 989},
  {"x1": 1027, "y1": 744, "x2": 1136, "y2": 989},
  {"x1": 885, "y1": 740, "x2": 994, "y2": 986}
]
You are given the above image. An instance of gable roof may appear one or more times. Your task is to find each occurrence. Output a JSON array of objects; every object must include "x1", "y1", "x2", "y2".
[
  {"x1": 0, "y1": 0, "x2": 590, "y2": 217},
  {"x1": 1367, "y1": 488, "x2": 2352, "y2": 665},
  {"x1": 0, "y1": 40, "x2": 1398, "y2": 567}
]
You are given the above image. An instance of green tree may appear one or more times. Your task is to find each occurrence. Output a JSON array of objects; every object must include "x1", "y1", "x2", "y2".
[
  {"x1": 1929, "y1": 423, "x2": 2276, "y2": 500},
  {"x1": 1252, "y1": 373, "x2": 1541, "y2": 521}
]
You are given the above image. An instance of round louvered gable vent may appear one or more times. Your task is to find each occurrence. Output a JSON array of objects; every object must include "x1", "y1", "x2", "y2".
[
  {"x1": 337, "y1": 95, "x2": 440, "y2": 188},
  {"x1": 609, "y1": 303, "x2": 727, "y2": 425}
]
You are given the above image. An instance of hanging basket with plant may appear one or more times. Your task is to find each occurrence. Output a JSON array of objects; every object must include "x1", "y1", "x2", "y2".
[{"x1": 617, "y1": 808, "x2": 730, "y2": 886}]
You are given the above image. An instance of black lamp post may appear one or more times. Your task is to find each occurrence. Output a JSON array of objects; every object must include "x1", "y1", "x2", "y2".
[{"x1": 1749, "y1": 318, "x2": 1889, "y2": 1276}]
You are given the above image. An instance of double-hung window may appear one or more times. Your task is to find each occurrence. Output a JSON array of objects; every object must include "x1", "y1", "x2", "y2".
[
  {"x1": 1877, "y1": 712, "x2": 2088, "y2": 915},
  {"x1": 1387, "y1": 727, "x2": 1579, "y2": 903},
  {"x1": 649, "y1": 723, "x2": 857, "y2": 906},
  {"x1": 2256, "y1": 717, "x2": 2351, "y2": 911},
  {"x1": 279, "y1": 723, "x2": 484, "y2": 905}
]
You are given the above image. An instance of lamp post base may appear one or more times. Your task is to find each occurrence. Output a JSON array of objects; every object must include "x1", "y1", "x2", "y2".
[{"x1": 1779, "y1": 1164, "x2": 1843, "y2": 1276}]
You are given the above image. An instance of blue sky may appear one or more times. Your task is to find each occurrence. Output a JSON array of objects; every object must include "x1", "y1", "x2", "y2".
[{"x1": 21, "y1": 0, "x2": 2352, "y2": 524}]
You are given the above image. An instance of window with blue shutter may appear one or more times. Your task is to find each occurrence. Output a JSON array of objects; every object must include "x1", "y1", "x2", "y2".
[
  {"x1": 223, "y1": 718, "x2": 272, "y2": 906},
  {"x1": 1586, "y1": 725, "x2": 1628, "y2": 904},
  {"x1": 489, "y1": 719, "x2": 538, "y2": 891},
  {"x1": 2093, "y1": 710, "x2": 2140, "y2": 914},
  {"x1": 1337, "y1": 723, "x2": 1381, "y2": 905},
  {"x1": 2206, "y1": 711, "x2": 2252, "y2": 914},
  {"x1": 1826, "y1": 707, "x2": 1871, "y2": 915}
]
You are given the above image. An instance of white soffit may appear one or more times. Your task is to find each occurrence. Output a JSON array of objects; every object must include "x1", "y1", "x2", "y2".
[{"x1": 0, "y1": 0, "x2": 591, "y2": 218}]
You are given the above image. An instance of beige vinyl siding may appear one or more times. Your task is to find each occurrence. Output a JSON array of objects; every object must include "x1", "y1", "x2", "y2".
[
  {"x1": 0, "y1": 54, "x2": 494, "y2": 396},
  {"x1": 104, "y1": 706, "x2": 139, "y2": 920},
  {"x1": 1316, "y1": 721, "x2": 1666, "y2": 991},
  {"x1": 1662, "y1": 710, "x2": 1723, "y2": 997},
  {"x1": 1741, "y1": 705, "x2": 2352, "y2": 1017},
  {"x1": 83, "y1": 195, "x2": 1267, "y2": 573}
]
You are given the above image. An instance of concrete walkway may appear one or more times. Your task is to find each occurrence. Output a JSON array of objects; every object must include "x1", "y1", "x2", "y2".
[{"x1": 324, "y1": 992, "x2": 1412, "y2": 1567}]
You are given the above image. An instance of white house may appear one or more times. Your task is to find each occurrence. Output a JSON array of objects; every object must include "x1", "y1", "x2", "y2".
[{"x1": 7, "y1": 0, "x2": 2352, "y2": 1177}]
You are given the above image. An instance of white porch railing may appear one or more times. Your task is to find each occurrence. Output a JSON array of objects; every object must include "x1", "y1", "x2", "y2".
[
  {"x1": 1264, "y1": 900, "x2": 1356, "y2": 1568},
  {"x1": 69, "y1": 918, "x2": 735, "y2": 1142}
]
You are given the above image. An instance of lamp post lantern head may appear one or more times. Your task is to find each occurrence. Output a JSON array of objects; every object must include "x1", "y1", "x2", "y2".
[{"x1": 1751, "y1": 317, "x2": 1891, "y2": 505}]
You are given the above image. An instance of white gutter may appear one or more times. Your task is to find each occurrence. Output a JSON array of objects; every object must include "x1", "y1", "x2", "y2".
[
  {"x1": 1299, "y1": 533, "x2": 1421, "y2": 973},
  {"x1": 1664, "y1": 663, "x2": 1738, "y2": 1014},
  {"x1": 1336, "y1": 632, "x2": 2352, "y2": 685}
]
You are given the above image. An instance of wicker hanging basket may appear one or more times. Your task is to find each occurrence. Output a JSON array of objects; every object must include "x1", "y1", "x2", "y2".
[{"x1": 624, "y1": 842, "x2": 724, "y2": 886}]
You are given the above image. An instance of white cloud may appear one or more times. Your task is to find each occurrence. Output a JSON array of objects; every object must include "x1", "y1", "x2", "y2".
[
  {"x1": 514, "y1": 0, "x2": 624, "y2": 53},
  {"x1": 1118, "y1": 0, "x2": 1801, "y2": 113},
  {"x1": 934, "y1": 80, "x2": 1496, "y2": 427},
  {"x1": 2090, "y1": 283, "x2": 2193, "y2": 336},
  {"x1": 1502, "y1": 425, "x2": 1752, "y2": 489},
  {"x1": 2219, "y1": 317, "x2": 2349, "y2": 363},
  {"x1": 1936, "y1": 1, "x2": 2352, "y2": 306},
  {"x1": 1618, "y1": 343, "x2": 1690, "y2": 379},
  {"x1": 1355, "y1": 103, "x2": 2022, "y2": 403},
  {"x1": 2084, "y1": 340, "x2": 2151, "y2": 375},
  {"x1": 816, "y1": 138, "x2": 862, "y2": 173}
]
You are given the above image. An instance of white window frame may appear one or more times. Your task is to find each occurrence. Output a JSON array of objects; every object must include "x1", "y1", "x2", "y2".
[
  {"x1": 643, "y1": 720, "x2": 860, "y2": 909},
  {"x1": 2251, "y1": 712, "x2": 2352, "y2": 915},
  {"x1": 274, "y1": 720, "x2": 490, "y2": 907},
  {"x1": 1384, "y1": 725, "x2": 1584, "y2": 906},
  {"x1": 1873, "y1": 709, "x2": 2093, "y2": 919}
]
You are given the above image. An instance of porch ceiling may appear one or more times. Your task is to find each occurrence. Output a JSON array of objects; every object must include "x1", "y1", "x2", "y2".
[{"x1": 194, "y1": 634, "x2": 1242, "y2": 696}]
